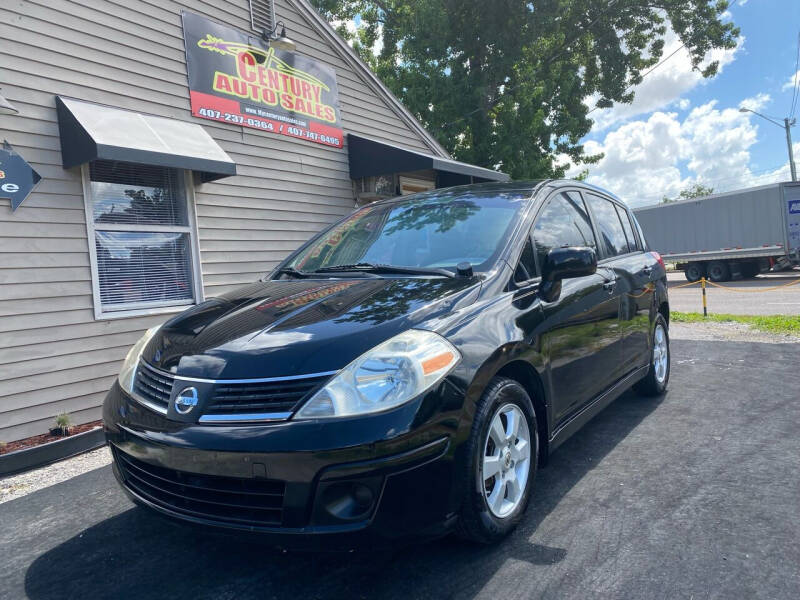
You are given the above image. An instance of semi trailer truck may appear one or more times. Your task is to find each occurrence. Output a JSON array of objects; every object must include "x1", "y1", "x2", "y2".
[{"x1": 633, "y1": 182, "x2": 800, "y2": 282}]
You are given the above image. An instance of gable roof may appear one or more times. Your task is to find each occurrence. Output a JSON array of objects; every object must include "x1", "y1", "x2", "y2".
[{"x1": 289, "y1": 0, "x2": 450, "y2": 158}]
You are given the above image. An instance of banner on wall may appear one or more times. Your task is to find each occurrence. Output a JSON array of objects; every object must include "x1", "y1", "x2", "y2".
[{"x1": 182, "y1": 11, "x2": 344, "y2": 148}]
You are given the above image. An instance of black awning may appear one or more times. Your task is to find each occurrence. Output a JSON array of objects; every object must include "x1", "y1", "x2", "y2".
[
  {"x1": 56, "y1": 97, "x2": 236, "y2": 182},
  {"x1": 347, "y1": 134, "x2": 509, "y2": 184}
]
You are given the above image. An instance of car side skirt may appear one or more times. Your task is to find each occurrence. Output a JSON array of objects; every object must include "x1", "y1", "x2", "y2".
[{"x1": 548, "y1": 364, "x2": 649, "y2": 452}]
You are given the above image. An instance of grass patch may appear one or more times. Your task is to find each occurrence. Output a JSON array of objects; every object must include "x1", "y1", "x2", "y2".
[{"x1": 671, "y1": 311, "x2": 800, "y2": 336}]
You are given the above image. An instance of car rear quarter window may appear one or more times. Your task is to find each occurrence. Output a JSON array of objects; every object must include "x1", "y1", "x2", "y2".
[
  {"x1": 585, "y1": 193, "x2": 629, "y2": 258},
  {"x1": 615, "y1": 204, "x2": 639, "y2": 252},
  {"x1": 532, "y1": 191, "x2": 597, "y2": 270}
]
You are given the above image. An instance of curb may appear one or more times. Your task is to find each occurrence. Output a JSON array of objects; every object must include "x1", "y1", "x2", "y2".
[{"x1": 0, "y1": 427, "x2": 106, "y2": 477}]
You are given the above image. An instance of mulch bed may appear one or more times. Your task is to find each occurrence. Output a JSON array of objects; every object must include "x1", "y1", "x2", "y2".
[{"x1": 0, "y1": 420, "x2": 103, "y2": 455}]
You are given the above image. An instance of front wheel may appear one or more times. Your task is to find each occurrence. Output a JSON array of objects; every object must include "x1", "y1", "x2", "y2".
[
  {"x1": 457, "y1": 377, "x2": 538, "y2": 544},
  {"x1": 634, "y1": 314, "x2": 670, "y2": 396}
]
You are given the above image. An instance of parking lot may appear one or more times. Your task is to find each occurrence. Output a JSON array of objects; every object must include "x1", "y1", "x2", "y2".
[
  {"x1": 2, "y1": 337, "x2": 799, "y2": 600},
  {"x1": 667, "y1": 270, "x2": 800, "y2": 315}
]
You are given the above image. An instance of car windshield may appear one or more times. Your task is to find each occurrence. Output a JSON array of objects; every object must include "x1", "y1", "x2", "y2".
[{"x1": 284, "y1": 190, "x2": 529, "y2": 274}]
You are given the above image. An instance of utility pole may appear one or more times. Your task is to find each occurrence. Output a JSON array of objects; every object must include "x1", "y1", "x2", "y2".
[
  {"x1": 740, "y1": 108, "x2": 798, "y2": 182},
  {"x1": 785, "y1": 117, "x2": 797, "y2": 182}
]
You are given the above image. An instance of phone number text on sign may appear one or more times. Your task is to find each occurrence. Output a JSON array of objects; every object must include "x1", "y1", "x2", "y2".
[{"x1": 190, "y1": 92, "x2": 343, "y2": 148}]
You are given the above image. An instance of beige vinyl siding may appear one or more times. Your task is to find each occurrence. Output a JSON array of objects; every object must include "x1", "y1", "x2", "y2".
[{"x1": 0, "y1": 0, "x2": 442, "y2": 441}]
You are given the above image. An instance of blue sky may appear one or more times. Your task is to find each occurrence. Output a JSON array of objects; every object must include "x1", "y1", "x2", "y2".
[{"x1": 574, "y1": 0, "x2": 800, "y2": 206}]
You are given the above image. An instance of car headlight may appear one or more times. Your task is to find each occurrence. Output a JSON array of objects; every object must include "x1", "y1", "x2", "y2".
[
  {"x1": 118, "y1": 326, "x2": 160, "y2": 395},
  {"x1": 295, "y1": 329, "x2": 460, "y2": 419}
]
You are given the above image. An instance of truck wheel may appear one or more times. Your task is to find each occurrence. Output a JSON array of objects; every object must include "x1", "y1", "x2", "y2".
[
  {"x1": 684, "y1": 263, "x2": 705, "y2": 282},
  {"x1": 707, "y1": 261, "x2": 730, "y2": 282}
]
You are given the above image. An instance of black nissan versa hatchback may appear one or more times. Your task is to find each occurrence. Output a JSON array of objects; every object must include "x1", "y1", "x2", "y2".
[{"x1": 103, "y1": 180, "x2": 670, "y2": 546}]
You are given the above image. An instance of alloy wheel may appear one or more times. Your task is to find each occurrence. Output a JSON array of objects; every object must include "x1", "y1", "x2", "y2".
[
  {"x1": 482, "y1": 403, "x2": 531, "y2": 518},
  {"x1": 653, "y1": 323, "x2": 669, "y2": 384}
]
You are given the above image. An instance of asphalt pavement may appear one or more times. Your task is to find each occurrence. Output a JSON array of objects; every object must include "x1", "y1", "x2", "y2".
[
  {"x1": 2, "y1": 339, "x2": 799, "y2": 600},
  {"x1": 667, "y1": 270, "x2": 800, "y2": 315}
]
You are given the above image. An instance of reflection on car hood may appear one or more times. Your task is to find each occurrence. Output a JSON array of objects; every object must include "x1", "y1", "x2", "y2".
[{"x1": 142, "y1": 276, "x2": 480, "y2": 379}]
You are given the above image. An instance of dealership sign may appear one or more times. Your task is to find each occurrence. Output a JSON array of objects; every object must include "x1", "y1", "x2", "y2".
[
  {"x1": 182, "y1": 12, "x2": 343, "y2": 148},
  {"x1": 0, "y1": 141, "x2": 41, "y2": 211}
]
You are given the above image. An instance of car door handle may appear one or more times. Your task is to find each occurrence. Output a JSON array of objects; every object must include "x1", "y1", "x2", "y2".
[
  {"x1": 642, "y1": 266, "x2": 653, "y2": 276},
  {"x1": 603, "y1": 280, "x2": 616, "y2": 292}
]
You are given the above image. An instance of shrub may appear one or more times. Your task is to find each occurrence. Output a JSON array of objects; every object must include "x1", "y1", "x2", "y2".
[{"x1": 55, "y1": 413, "x2": 72, "y2": 435}]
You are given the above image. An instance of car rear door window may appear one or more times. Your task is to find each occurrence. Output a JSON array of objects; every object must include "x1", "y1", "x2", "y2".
[
  {"x1": 532, "y1": 191, "x2": 597, "y2": 270},
  {"x1": 615, "y1": 204, "x2": 639, "y2": 252},
  {"x1": 585, "y1": 193, "x2": 629, "y2": 258}
]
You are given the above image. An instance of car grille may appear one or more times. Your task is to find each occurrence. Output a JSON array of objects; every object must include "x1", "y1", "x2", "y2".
[
  {"x1": 204, "y1": 375, "x2": 331, "y2": 416},
  {"x1": 131, "y1": 361, "x2": 334, "y2": 421},
  {"x1": 114, "y1": 449, "x2": 285, "y2": 527},
  {"x1": 133, "y1": 361, "x2": 174, "y2": 413}
]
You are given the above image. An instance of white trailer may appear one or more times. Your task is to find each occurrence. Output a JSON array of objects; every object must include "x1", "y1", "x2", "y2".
[{"x1": 633, "y1": 182, "x2": 800, "y2": 281}]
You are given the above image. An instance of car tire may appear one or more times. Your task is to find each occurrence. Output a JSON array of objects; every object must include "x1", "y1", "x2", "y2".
[
  {"x1": 456, "y1": 377, "x2": 538, "y2": 544},
  {"x1": 684, "y1": 263, "x2": 705, "y2": 282},
  {"x1": 707, "y1": 261, "x2": 730, "y2": 282},
  {"x1": 634, "y1": 314, "x2": 670, "y2": 396}
]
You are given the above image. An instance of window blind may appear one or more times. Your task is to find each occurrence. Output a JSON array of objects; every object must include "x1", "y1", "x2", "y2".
[{"x1": 90, "y1": 161, "x2": 187, "y2": 226}]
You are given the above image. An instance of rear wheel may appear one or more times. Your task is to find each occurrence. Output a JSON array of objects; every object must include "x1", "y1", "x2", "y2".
[
  {"x1": 684, "y1": 263, "x2": 705, "y2": 282},
  {"x1": 707, "y1": 261, "x2": 730, "y2": 282},
  {"x1": 457, "y1": 377, "x2": 537, "y2": 544},
  {"x1": 634, "y1": 315, "x2": 670, "y2": 396}
]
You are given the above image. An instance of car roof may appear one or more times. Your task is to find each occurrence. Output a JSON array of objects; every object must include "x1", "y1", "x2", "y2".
[{"x1": 371, "y1": 179, "x2": 631, "y2": 210}]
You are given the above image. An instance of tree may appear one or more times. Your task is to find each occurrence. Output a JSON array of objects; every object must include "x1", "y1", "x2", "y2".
[
  {"x1": 310, "y1": 0, "x2": 738, "y2": 179},
  {"x1": 661, "y1": 183, "x2": 715, "y2": 203}
]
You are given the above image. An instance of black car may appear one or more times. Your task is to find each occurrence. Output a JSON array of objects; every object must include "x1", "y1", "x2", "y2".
[{"x1": 103, "y1": 180, "x2": 670, "y2": 546}]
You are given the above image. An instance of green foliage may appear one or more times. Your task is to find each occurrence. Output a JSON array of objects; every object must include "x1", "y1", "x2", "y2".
[
  {"x1": 671, "y1": 312, "x2": 800, "y2": 336},
  {"x1": 383, "y1": 200, "x2": 479, "y2": 234},
  {"x1": 310, "y1": 1, "x2": 738, "y2": 179},
  {"x1": 661, "y1": 183, "x2": 715, "y2": 203},
  {"x1": 55, "y1": 413, "x2": 72, "y2": 430}
]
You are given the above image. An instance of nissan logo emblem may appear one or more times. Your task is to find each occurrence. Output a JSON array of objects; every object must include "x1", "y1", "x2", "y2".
[{"x1": 174, "y1": 387, "x2": 199, "y2": 414}]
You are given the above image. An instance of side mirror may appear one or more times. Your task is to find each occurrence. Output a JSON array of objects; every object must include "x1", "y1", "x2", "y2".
[
  {"x1": 540, "y1": 247, "x2": 597, "y2": 302},
  {"x1": 542, "y1": 246, "x2": 597, "y2": 282}
]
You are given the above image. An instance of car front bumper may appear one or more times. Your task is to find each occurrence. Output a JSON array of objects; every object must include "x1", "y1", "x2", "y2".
[{"x1": 103, "y1": 380, "x2": 463, "y2": 547}]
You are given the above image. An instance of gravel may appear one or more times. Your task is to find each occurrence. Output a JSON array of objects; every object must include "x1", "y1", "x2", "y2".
[{"x1": 0, "y1": 446, "x2": 111, "y2": 505}]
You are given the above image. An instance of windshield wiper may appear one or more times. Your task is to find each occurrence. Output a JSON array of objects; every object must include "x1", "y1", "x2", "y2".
[
  {"x1": 274, "y1": 267, "x2": 311, "y2": 279},
  {"x1": 313, "y1": 263, "x2": 455, "y2": 278}
]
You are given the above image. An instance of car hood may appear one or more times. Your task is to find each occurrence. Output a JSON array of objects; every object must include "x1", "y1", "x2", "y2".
[{"x1": 142, "y1": 276, "x2": 480, "y2": 379}]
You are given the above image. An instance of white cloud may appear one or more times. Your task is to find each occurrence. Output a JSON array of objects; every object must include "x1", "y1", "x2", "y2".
[
  {"x1": 738, "y1": 93, "x2": 771, "y2": 111},
  {"x1": 575, "y1": 100, "x2": 793, "y2": 207},
  {"x1": 782, "y1": 69, "x2": 800, "y2": 92},
  {"x1": 588, "y1": 29, "x2": 741, "y2": 132}
]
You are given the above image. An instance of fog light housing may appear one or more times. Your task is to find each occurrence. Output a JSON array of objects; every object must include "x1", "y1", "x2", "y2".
[{"x1": 313, "y1": 477, "x2": 383, "y2": 525}]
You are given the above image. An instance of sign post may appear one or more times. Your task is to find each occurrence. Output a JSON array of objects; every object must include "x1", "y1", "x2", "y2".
[
  {"x1": 182, "y1": 11, "x2": 344, "y2": 148},
  {"x1": 0, "y1": 141, "x2": 41, "y2": 211}
]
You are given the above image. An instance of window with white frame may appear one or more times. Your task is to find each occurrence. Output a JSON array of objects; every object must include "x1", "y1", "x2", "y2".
[{"x1": 83, "y1": 161, "x2": 202, "y2": 318}]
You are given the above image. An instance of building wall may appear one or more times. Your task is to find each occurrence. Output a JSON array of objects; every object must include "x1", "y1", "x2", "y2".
[{"x1": 0, "y1": 0, "x2": 442, "y2": 442}]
